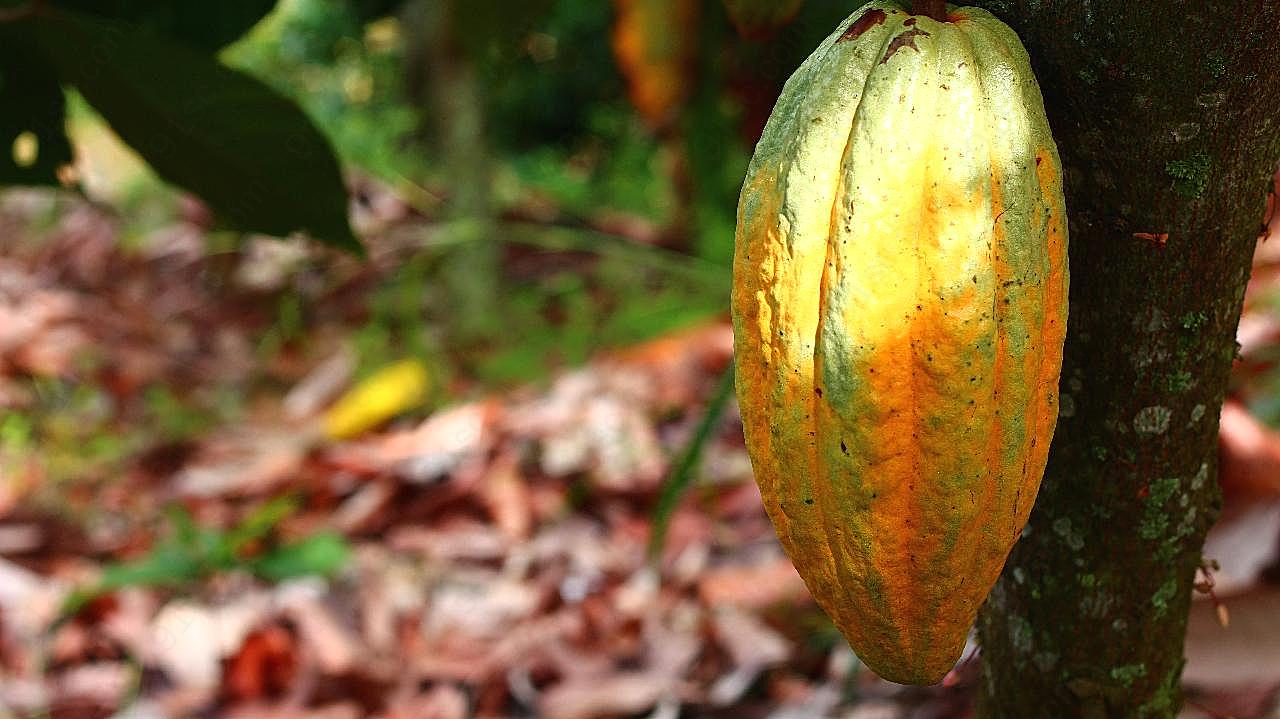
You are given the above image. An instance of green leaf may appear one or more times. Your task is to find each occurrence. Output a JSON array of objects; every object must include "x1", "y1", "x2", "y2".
[
  {"x1": 24, "y1": 8, "x2": 362, "y2": 254},
  {"x1": 50, "y1": 0, "x2": 279, "y2": 51},
  {"x1": 251, "y1": 532, "x2": 350, "y2": 582},
  {"x1": 0, "y1": 31, "x2": 73, "y2": 185},
  {"x1": 225, "y1": 497, "x2": 298, "y2": 549},
  {"x1": 163, "y1": 505, "x2": 201, "y2": 550},
  {"x1": 98, "y1": 543, "x2": 206, "y2": 590}
]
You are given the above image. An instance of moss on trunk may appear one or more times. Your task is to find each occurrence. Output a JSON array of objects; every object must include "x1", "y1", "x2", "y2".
[{"x1": 969, "y1": 2, "x2": 1280, "y2": 716}]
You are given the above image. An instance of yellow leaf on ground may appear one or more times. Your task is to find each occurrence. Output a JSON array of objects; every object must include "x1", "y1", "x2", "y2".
[{"x1": 322, "y1": 359, "x2": 430, "y2": 440}]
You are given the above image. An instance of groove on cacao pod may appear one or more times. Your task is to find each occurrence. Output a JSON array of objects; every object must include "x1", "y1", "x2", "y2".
[{"x1": 731, "y1": 0, "x2": 1068, "y2": 685}]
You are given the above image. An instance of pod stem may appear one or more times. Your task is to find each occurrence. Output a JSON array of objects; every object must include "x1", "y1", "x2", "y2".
[{"x1": 912, "y1": 0, "x2": 947, "y2": 21}]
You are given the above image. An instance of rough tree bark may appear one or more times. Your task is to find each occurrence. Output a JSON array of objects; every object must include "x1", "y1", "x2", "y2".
[{"x1": 967, "y1": 2, "x2": 1280, "y2": 716}]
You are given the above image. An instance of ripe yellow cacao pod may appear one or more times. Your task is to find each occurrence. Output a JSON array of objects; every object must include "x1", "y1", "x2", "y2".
[{"x1": 731, "y1": 1, "x2": 1068, "y2": 685}]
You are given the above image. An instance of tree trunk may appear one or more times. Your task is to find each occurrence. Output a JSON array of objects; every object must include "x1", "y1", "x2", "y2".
[
  {"x1": 406, "y1": 0, "x2": 500, "y2": 341},
  {"x1": 970, "y1": 2, "x2": 1280, "y2": 716}
]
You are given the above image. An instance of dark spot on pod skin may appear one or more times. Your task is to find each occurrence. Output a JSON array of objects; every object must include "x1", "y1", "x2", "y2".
[
  {"x1": 881, "y1": 27, "x2": 930, "y2": 63},
  {"x1": 814, "y1": 387, "x2": 823, "y2": 398},
  {"x1": 903, "y1": 17, "x2": 916, "y2": 26},
  {"x1": 839, "y1": 8, "x2": 887, "y2": 42},
  {"x1": 1036, "y1": 156, "x2": 1044, "y2": 166}
]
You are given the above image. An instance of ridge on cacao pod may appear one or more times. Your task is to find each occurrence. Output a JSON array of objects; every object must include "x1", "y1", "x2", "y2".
[{"x1": 731, "y1": 0, "x2": 1068, "y2": 685}]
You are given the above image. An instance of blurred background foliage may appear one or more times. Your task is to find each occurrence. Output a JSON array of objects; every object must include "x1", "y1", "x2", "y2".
[
  {"x1": 0, "y1": 0, "x2": 901, "y2": 612},
  {"x1": 3, "y1": 7, "x2": 1280, "y2": 709},
  {"x1": 9, "y1": 0, "x2": 878, "y2": 387},
  {"x1": 0, "y1": 0, "x2": 990, "y2": 491}
]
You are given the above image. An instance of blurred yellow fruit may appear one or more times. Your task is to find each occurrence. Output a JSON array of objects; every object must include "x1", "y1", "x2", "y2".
[
  {"x1": 612, "y1": 0, "x2": 697, "y2": 129},
  {"x1": 322, "y1": 359, "x2": 430, "y2": 440}
]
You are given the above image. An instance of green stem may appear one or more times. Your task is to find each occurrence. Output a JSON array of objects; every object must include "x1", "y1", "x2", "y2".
[{"x1": 648, "y1": 364, "x2": 736, "y2": 561}]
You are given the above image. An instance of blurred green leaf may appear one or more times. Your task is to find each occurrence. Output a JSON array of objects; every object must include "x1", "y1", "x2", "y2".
[
  {"x1": 60, "y1": 542, "x2": 204, "y2": 618},
  {"x1": 164, "y1": 505, "x2": 201, "y2": 552},
  {"x1": 221, "y1": 496, "x2": 299, "y2": 559},
  {"x1": 0, "y1": 32, "x2": 73, "y2": 185},
  {"x1": 98, "y1": 542, "x2": 204, "y2": 590},
  {"x1": 51, "y1": 0, "x2": 279, "y2": 51},
  {"x1": 24, "y1": 8, "x2": 362, "y2": 253},
  {"x1": 252, "y1": 532, "x2": 350, "y2": 581},
  {"x1": 482, "y1": 1, "x2": 624, "y2": 151},
  {"x1": 61, "y1": 497, "x2": 348, "y2": 618}
]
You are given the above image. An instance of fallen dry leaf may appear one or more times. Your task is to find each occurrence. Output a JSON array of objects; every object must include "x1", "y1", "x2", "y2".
[
  {"x1": 1185, "y1": 585, "x2": 1280, "y2": 688},
  {"x1": 379, "y1": 684, "x2": 469, "y2": 719},
  {"x1": 539, "y1": 671, "x2": 685, "y2": 719},
  {"x1": 222, "y1": 622, "x2": 300, "y2": 702},
  {"x1": 479, "y1": 450, "x2": 533, "y2": 541},
  {"x1": 711, "y1": 605, "x2": 790, "y2": 669},
  {"x1": 281, "y1": 597, "x2": 360, "y2": 676},
  {"x1": 284, "y1": 346, "x2": 357, "y2": 421},
  {"x1": 151, "y1": 598, "x2": 269, "y2": 690},
  {"x1": 173, "y1": 431, "x2": 311, "y2": 498},
  {"x1": 698, "y1": 556, "x2": 809, "y2": 610},
  {"x1": 1218, "y1": 400, "x2": 1280, "y2": 511},
  {"x1": 1202, "y1": 500, "x2": 1280, "y2": 596}
]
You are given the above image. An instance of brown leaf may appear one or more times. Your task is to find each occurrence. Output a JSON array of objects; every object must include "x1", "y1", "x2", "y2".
[
  {"x1": 332, "y1": 480, "x2": 397, "y2": 535},
  {"x1": 698, "y1": 556, "x2": 809, "y2": 609},
  {"x1": 173, "y1": 431, "x2": 310, "y2": 498},
  {"x1": 1218, "y1": 400, "x2": 1280, "y2": 511},
  {"x1": 379, "y1": 684, "x2": 469, "y2": 719},
  {"x1": 327, "y1": 401, "x2": 497, "y2": 483},
  {"x1": 540, "y1": 672, "x2": 682, "y2": 719},
  {"x1": 422, "y1": 573, "x2": 542, "y2": 642},
  {"x1": 1201, "y1": 499, "x2": 1280, "y2": 597},
  {"x1": 282, "y1": 598, "x2": 360, "y2": 676},
  {"x1": 283, "y1": 346, "x2": 357, "y2": 421},
  {"x1": 388, "y1": 523, "x2": 510, "y2": 563},
  {"x1": 710, "y1": 606, "x2": 790, "y2": 669},
  {"x1": 222, "y1": 701, "x2": 362, "y2": 719},
  {"x1": 54, "y1": 662, "x2": 134, "y2": 710},
  {"x1": 1185, "y1": 585, "x2": 1280, "y2": 687},
  {"x1": 222, "y1": 623, "x2": 299, "y2": 702},
  {"x1": 480, "y1": 451, "x2": 533, "y2": 541}
]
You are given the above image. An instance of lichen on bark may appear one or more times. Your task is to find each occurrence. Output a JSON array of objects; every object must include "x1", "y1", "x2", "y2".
[{"x1": 969, "y1": 1, "x2": 1280, "y2": 716}]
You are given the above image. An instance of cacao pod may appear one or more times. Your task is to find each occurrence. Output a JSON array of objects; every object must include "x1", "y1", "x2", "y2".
[{"x1": 731, "y1": 1, "x2": 1068, "y2": 685}]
